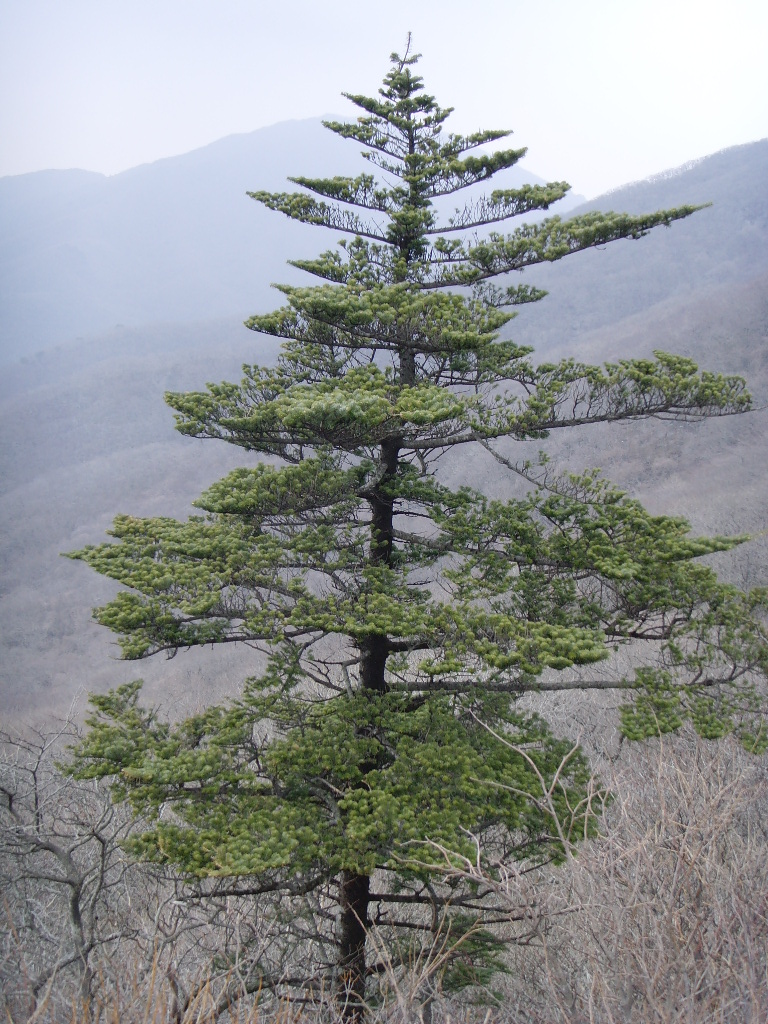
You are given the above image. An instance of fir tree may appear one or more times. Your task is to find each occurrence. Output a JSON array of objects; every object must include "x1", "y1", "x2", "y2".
[{"x1": 69, "y1": 41, "x2": 767, "y2": 1018}]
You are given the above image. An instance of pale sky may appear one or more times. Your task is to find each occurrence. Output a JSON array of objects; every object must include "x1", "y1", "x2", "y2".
[{"x1": 1, "y1": 0, "x2": 766, "y2": 198}]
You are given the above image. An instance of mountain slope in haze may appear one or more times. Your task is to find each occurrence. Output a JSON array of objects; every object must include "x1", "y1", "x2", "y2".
[
  {"x1": 512, "y1": 138, "x2": 768, "y2": 352},
  {"x1": 0, "y1": 120, "x2": 350, "y2": 363},
  {"x1": 0, "y1": 120, "x2": 571, "y2": 365},
  {"x1": 0, "y1": 134, "x2": 766, "y2": 721}
]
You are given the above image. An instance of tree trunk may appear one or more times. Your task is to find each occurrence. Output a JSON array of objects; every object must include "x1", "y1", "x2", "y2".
[
  {"x1": 337, "y1": 869, "x2": 371, "y2": 1021},
  {"x1": 336, "y1": 417, "x2": 399, "y2": 1018}
]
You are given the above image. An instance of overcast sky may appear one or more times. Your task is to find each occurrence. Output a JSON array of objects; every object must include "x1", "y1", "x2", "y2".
[{"x1": 1, "y1": 0, "x2": 766, "y2": 198}]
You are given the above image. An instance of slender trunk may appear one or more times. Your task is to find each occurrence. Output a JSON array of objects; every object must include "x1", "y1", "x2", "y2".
[
  {"x1": 68, "y1": 882, "x2": 94, "y2": 1010},
  {"x1": 336, "y1": 436, "x2": 400, "y2": 1016},
  {"x1": 359, "y1": 638, "x2": 389, "y2": 694},
  {"x1": 368, "y1": 437, "x2": 399, "y2": 566},
  {"x1": 337, "y1": 870, "x2": 371, "y2": 1022}
]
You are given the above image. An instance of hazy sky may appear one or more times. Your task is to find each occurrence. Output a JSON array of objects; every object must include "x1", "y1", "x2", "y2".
[{"x1": 1, "y1": 0, "x2": 766, "y2": 198}]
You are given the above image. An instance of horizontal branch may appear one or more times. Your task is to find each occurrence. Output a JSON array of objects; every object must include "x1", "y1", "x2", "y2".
[{"x1": 394, "y1": 675, "x2": 731, "y2": 695}]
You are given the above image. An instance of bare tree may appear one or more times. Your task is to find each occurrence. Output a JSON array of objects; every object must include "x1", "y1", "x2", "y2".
[
  {"x1": 0, "y1": 718, "x2": 145, "y2": 1019},
  {"x1": 423, "y1": 731, "x2": 768, "y2": 1023},
  {"x1": 0, "y1": 719, "x2": 354, "y2": 1022}
]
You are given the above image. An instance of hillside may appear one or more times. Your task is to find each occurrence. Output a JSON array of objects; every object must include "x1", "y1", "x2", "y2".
[{"x1": 1, "y1": 133, "x2": 766, "y2": 720}]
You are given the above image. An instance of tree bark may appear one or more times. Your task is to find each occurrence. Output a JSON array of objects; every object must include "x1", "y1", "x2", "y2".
[
  {"x1": 337, "y1": 434, "x2": 400, "y2": 1016},
  {"x1": 337, "y1": 869, "x2": 371, "y2": 1021}
]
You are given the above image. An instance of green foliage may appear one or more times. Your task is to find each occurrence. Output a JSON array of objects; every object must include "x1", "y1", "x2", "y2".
[
  {"x1": 437, "y1": 917, "x2": 510, "y2": 995},
  {"x1": 67, "y1": 40, "x2": 766, "y2": 1007},
  {"x1": 71, "y1": 678, "x2": 594, "y2": 878}
]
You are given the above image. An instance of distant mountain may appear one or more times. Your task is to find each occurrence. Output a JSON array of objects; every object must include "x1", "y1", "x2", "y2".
[
  {"x1": 0, "y1": 120, "x2": 344, "y2": 362},
  {"x1": 0, "y1": 119, "x2": 569, "y2": 365},
  {"x1": 1, "y1": 130, "x2": 766, "y2": 721}
]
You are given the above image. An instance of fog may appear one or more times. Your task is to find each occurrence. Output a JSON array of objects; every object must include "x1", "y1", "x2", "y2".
[{"x1": 2, "y1": 0, "x2": 767, "y2": 197}]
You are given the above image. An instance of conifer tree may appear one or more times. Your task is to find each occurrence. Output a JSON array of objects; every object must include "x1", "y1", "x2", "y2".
[{"x1": 69, "y1": 41, "x2": 767, "y2": 1017}]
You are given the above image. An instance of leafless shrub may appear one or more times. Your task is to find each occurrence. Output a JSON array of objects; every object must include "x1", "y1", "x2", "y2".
[
  {"x1": 0, "y1": 722, "x2": 303, "y2": 1023},
  {"x1": 430, "y1": 731, "x2": 768, "y2": 1023},
  {"x1": 5, "y1": 717, "x2": 765, "y2": 1024},
  {"x1": 0, "y1": 718, "x2": 144, "y2": 1020},
  {"x1": 561, "y1": 734, "x2": 768, "y2": 1023}
]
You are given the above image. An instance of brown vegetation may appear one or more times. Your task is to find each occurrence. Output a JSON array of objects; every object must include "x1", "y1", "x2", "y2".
[{"x1": 3, "y1": 725, "x2": 766, "y2": 1023}]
